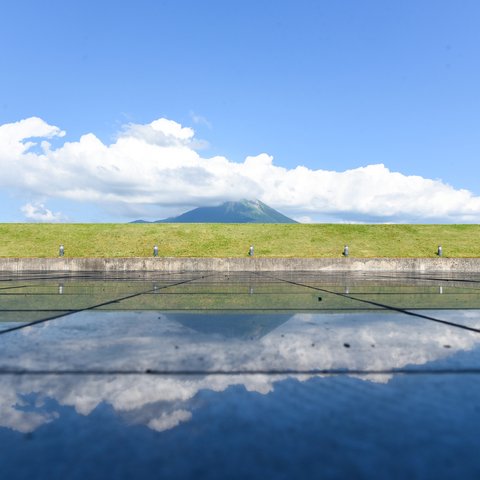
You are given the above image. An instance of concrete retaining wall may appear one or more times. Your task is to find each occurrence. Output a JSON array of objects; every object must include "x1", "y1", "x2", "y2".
[{"x1": 0, "y1": 257, "x2": 480, "y2": 273}]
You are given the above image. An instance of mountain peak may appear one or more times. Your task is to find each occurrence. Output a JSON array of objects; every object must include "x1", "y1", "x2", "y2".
[{"x1": 133, "y1": 199, "x2": 298, "y2": 224}]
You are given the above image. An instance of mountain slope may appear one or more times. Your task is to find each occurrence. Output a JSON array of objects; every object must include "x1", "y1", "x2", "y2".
[{"x1": 134, "y1": 200, "x2": 298, "y2": 223}]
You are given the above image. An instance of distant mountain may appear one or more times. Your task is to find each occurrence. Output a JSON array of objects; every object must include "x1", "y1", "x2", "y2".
[{"x1": 132, "y1": 199, "x2": 298, "y2": 224}]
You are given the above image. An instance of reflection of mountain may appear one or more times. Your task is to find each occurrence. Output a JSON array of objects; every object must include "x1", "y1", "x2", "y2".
[
  {"x1": 1, "y1": 310, "x2": 480, "y2": 435},
  {"x1": 168, "y1": 313, "x2": 293, "y2": 339}
]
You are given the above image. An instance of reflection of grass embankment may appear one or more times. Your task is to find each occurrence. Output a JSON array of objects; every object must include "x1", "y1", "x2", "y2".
[{"x1": 2, "y1": 279, "x2": 480, "y2": 324}]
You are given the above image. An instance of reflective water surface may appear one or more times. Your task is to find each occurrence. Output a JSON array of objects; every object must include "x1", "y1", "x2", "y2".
[{"x1": 1, "y1": 271, "x2": 480, "y2": 479}]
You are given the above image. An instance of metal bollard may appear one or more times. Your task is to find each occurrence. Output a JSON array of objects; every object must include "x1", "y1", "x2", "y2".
[
  {"x1": 153, "y1": 245, "x2": 158, "y2": 257},
  {"x1": 437, "y1": 245, "x2": 442, "y2": 257},
  {"x1": 248, "y1": 245, "x2": 254, "y2": 257},
  {"x1": 59, "y1": 244, "x2": 64, "y2": 257},
  {"x1": 343, "y1": 245, "x2": 349, "y2": 257}
]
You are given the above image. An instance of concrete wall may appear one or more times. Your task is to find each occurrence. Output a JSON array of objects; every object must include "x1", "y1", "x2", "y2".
[{"x1": 0, "y1": 257, "x2": 480, "y2": 272}]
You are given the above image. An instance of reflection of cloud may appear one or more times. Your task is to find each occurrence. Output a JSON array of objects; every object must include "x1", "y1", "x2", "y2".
[
  {"x1": 0, "y1": 310, "x2": 479, "y2": 434},
  {"x1": 148, "y1": 410, "x2": 192, "y2": 432},
  {"x1": 0, "y1": 388, "x2": 58, "y2": 433},
  {"x1": 0, "y1": 374, "x2": 283, "y2": 434}
]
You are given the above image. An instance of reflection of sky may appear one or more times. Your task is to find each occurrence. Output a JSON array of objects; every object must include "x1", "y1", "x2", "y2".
[
  {"x1": 3, "y1": 374, "x2": 480, "y2": 480},
  {"x1": 1, "y1": 310, "x2": 480, "y2": 434}
]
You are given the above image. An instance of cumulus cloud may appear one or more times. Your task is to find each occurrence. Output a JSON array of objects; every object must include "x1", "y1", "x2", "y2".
[
  {"x1": 21, "y1": 202, "x2": 64, "y2": 222},
  {"x1": 1, "y1": 116, "x2": 480, "y2": 222}
]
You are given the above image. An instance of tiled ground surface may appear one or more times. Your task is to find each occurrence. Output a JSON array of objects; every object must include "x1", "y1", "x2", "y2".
[{"x1": 1, "y1": 271, "x2": 480, "y2": 479}]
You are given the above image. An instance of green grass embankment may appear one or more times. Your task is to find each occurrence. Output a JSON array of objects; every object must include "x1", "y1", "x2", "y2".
[{"x1": 0, "y1": 223, "x2": 479, "y2": 258}]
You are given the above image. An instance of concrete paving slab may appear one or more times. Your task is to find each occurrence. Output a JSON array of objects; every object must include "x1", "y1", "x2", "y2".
[{"x1": 1, "y1": 271, "x2": 480, "y2": 479}]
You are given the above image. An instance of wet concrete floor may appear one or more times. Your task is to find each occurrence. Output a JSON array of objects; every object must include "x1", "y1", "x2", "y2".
[{"x1": 1, "y1": 271, "x2": 480, "y2": 479}]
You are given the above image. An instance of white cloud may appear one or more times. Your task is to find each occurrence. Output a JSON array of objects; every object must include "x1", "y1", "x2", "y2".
[
  {"x1": 294, "y1": 215, "x2": 314, "y2": 224},
  {"x1": 1, "y1": 116, "x2": 480, "y2": 222},
  {"x1": 21, "y1": 202, "x2": 64, "y2": 222},
  {"x1": 189, "y1": 111, "x2": 212, "y2": 129},
  {"x1": 0, "y1": 117, "x2": 64, "y2": 158},
  {"x1": 121, "y1": 118, "x2": 195, "y2": 146}
]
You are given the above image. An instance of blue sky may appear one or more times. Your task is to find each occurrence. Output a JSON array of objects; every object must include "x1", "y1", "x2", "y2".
[{"x1": 1, "y1": 0, "x2": 480, "y2": 223}]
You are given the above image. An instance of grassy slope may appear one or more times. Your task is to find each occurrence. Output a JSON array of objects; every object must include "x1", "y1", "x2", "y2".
[{"x1": 1, "y1": 223, "x2": 479, "y2": 258}]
